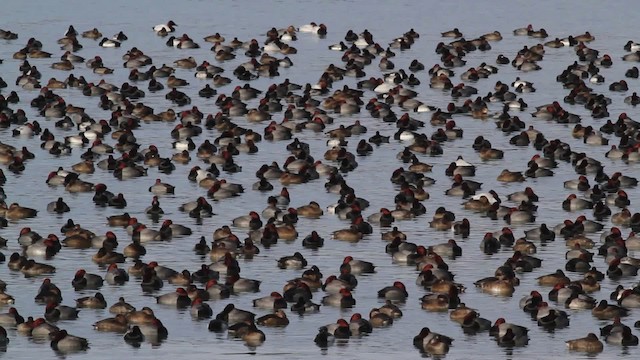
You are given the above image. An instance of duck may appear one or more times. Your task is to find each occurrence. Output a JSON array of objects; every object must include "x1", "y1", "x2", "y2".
[
  {"x1": 232, "y1": 211, "x2": 262, "y2": 230},
  {"x1": 50, "y1": 330, "x2": 88, "y2": 352},
  {"x1": 256, "y1": 310, "x2": 289, "y2": 327},
  {"x1": 490, "y1": 319, "x2": 529, "y2": 346},
  {"x1": 314, "y1": 326, "x2": 335, "y2": 347},
  {"x1": 413, "y1": 327, "x2": 453, "y2": 354},
  {"x1": 592, "y1": 300, "x2": 630, "y2": 320},
  {"x1": 497, "y1": 169, "x2": 525, "y2": 182},
  {"x1": 21, "y1": 260, "x2": 56, "y2": 276},
  {"x1": 377, "y1": 281, "x2": 408, "y2": 301},
  {"x1": 322, "y1": 288, "x2": 356, "y2": 308},
  {"x1": 226, "y1": 274, "x2": 261, "y2": 293},
  {"x1": 72, "y1": 269, "x2": 104, "y2": 290},
  {"x1": 605, "y1": 326, "x2": 639, "y2": 346},
  {"x1": 342, "y1": 256, "x2": 375, "y2": 274},
  {"x1": 44, "y1": 302, "x2": 79, "y2": 321},
  {"x1": 474, "y1": 278, "x2": 515, "y2": 296},
  {"x1": 99, "y1": 37, "x2": 120, "y2": 48},
  {"x1": 153, "y1": 20, "x2": 177, "y2": 33},
  {"x1": 137, "y1": 318, "x2": 168, "y2": 341},
  {"x1": 441, "y1": 28, "x2": 463, "y2": 38},
  {"x1": 563, "y1": 194, "x2": 593, "y2": 211},
  {"x1": 93, "y1": 314, "x2": 129, "y2": 334},
  {"x1": 76, "y1": 292, "x2": 107, "y2": 309},
  {"x1": 277, "y1": 252, "x2": 307, "y2": 269},
  {"x1": 0, "y1": 307, "x2": 24, "y2": 326},
  {"x1": 566, "y1": 333, "x2": 603, "y2": 353},
  {"x1": 156, "y1": 287, "x2": 191, "y2": 308}
]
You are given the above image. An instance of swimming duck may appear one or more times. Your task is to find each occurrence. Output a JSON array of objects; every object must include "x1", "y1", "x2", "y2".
[
  {"x1": 76, "y1": 292, "x2": 107, "y2": 309},
  {"x1": 322, "y1": 288, "x2": 355, "y2": 308},
  {"x1": 153, "y1": 20, "x2": 177, "y2": 33},
  {"x1": 377, "y1": 281, "x2": 408, "y2": 301},
  {"x1": 413, "y1": 327, "x2": 453, "y2": 354},
  {"x1": 50, "y1": 329, "x2": 88, "y2": 352}
]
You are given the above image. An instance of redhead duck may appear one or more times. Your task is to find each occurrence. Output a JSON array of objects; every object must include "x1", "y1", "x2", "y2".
[
  {"x1": 474, "y1": 278, "x2": 515, "y2": 296},
  {"x1": 226, "y1": 274, "x2": 261, "y2": 293},
  {"x1": 190, "y1": 298, "x2": 213, "y2": 319},
  {"x1": 0, "y1": 307, "x2": 24, "y2": 326},
  {"x1": 322, "y1": 275, "x2": 354, "y2": 294},
  {"x1": 504, "y1": 208, "x2": 535, "y2": 224},
  {"x1": 374, "y1": 301, "x2": 401, "y2": 320},
  {"x1": 71, "y1": 269, "x2": 104, "y2": 290},
  {"x1": 3, "y1": 203, "x2": 38, "y2": 220},
  {"x1": 461, "y1": 311, "x2": 492, "y2": 333},
  {"x1": 377, "y1": 281, "x2": 408, "y2": 301},
  {"x1": 381, "y1": 227, "x2": 407, "y2": 242},
  {"x1": 277, "y1": 252, "x2": 307, "y2": 269},
  {"x1": 497, "y1": 169, "x2": 525, "y2": 182},
  {"x1": 94, "y1": 314, "x2": 128, "y2": 333},
  {"x1": 490, "y1": 318, "x2": 529, "y2": 345},
  {"x1": 322, "y1": 288, "x2": 355, "y2": 308},
  {"x1": 125, "y1": 307, "x2": 156, "y2": 325},
  {"x1": 296, "y1": 201, "x2": 323, "y2": 218},
  {"x1": 51, "y1": 330, "x2": 88, "y2": 352},
  {"x1": 138, "y1": 318, "x2": 168, "y2": 341},
  {"x1": 21, "y1": 259, "x2": 56, "y2": 276},
  {"x1": 449, "y1": 302, "x2": 476, "y2": 323},
  {"x1": 429, "y1": 211, "x2": 455, "y2": 230},
  {"x1": 25, "y1": 235, "x2": 60, "y2": 258},
  {"x1": 204, "y1": 279, "x2": 230, "y2": 300},
  {"x1": 342, "y1": 256, "x2": 375, "y2": 274},
  {"x1": 252, "y1": 292, "x2": 287, "y2": 310},
  {"x1": 156, "y1": 287, "x2": 191, "y2": 308},
  {"x1": 421, "y1": 287, "x2": 460, "y2": 310},
  {"x1": 413, "y1": 327, "x2": 453, "y2": 355},
  {"x1": 256, "y1": 310, "x2": 289, "y2": 327},
  {"x1": 332, "y1": 225, "x2": 363, "y2": 242},
  {"x1": 105, "y1": 264, "x2": 129, "y2": 285},
  {"x1": 34, "y1": 278, "x2": 62, "y2": 304},
  {"x1": 29, "y1": 318, "x2": 59, "y2": 338},
  {"x1": 605, "y1": 326, "x2": 638, "y2": 346},
  {"x1": 232, "y1": 211, "x2": 262, "y2": 230},
  {"x1": 534, "y1": 302, "x2": 570, "y2": 328},
  {"x1": 563, "y1": 194, "x2": 593, "y2": 211},
  {"x1": 347, "y1": 313, "x2": 373, "y2": 335},
  {"x1": 45, "y1": 302, "x2": 79, "y2": 321},
  {"x1": 81, "y1": 28, "x2": 102, "y2": 39},
  {"x1": 299, "y1": 231, "x2": 324, "y2": 250},
  {"x1": 432, "y1": 239, "x2": 462, "y2": 257},
  {"x1": 215, "y1": 304, "x2": 255, "y2": 326},
  {"x1": 109, "y1": 296, "x2": 136, "y2": 321},
  {"x1": 91, "y1": 249, "x2": 125, "y2": 265},
  {"x1": 368, "y1": 308, "x2": 393, "y2": 328},
  {"x1": 592, "y1": 300, "x2": 629, "y2": 320},
  {"x1": 149, "y1": 179, "x2": 175, "y2": 195},
  {"x1": 537, "y1": 269, "x2": 570, "y2": 286},
  {"x1": 76, "y1": 292, "x2": 107, "y2": 309}
]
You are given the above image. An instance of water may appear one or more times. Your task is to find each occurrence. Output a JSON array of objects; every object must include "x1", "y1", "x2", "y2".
[{"x1": 0, "y1": 0, "x2": 639, "y2": 359}]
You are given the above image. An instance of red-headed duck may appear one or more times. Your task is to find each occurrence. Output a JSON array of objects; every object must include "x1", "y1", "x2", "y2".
[
  {"x1": 110, "y1": 297, "x2": 135, "y2": 315},
  {"x1": 377, "y1": 281, "x2": 408, "y2": 301},
  {"x1": 51, "y1": 330, "x2": 88, "y2": 352},
  {"x1": 566, "y1": 333, "x2": 603, "y2": 352},
  {"x1": 76, "y1": 292, "x2": 107, "y2": 309}
]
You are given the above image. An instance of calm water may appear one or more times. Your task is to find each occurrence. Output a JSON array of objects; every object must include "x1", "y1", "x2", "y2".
[{"x1": 1, "y1": 0, "x2": 639, "y2": 359}]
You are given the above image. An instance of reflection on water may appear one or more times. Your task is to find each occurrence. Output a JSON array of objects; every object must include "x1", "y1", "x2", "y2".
[{"x1": 0, "y1": 0, "x2": 640, "y2": 359}]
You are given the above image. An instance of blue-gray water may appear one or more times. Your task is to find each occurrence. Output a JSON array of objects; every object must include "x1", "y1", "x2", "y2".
[{"x1": 0, "y1": 0, "x2": 639, "y2": 359}]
